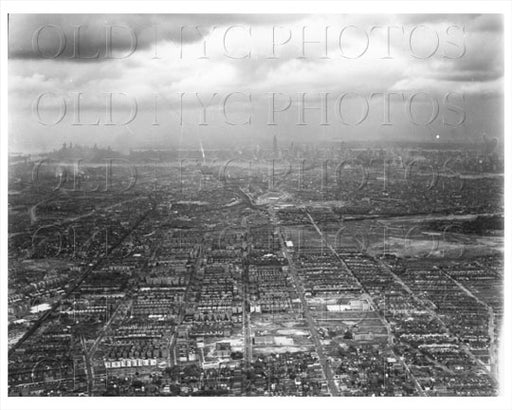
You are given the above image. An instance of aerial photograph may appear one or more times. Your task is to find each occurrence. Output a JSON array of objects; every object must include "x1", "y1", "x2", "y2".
[{"x1": 2, "y1": 7, "x2": 509, "y2": 409}]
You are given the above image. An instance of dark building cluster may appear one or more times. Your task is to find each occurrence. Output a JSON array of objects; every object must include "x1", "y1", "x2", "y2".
[{"x1": 8, "y1": 141, "x2": 503, "y2": 396}]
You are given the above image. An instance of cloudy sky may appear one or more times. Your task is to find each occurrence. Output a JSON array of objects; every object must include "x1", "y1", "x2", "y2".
[{"x1": 8, "y1": 13, "x2": 504, "y2": 153}]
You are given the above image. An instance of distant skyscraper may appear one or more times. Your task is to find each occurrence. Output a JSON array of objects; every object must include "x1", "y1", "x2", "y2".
[{"x1": 273, "y1": 135, "x2": 278, "y2": 158}]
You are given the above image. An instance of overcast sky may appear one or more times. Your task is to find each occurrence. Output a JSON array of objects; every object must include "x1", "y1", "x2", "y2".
[{"x1": 8, "y1": 13, "x2": 504, "y2": 153}]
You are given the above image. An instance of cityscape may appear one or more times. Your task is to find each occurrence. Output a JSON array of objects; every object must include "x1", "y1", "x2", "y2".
[
  {"x1": 8, "y1": 138, "x2": 504, "y2": 397},
  {"x1": 3, "y1": 10, "x2": 508, "y2": 405}
]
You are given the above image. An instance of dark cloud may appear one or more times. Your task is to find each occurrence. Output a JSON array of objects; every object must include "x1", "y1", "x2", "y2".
[
  {"x1": 428, "y1": 27, "x2": 503, "y2": 83},
  {"x1": 398, "y1": 13, "x2": 481, "y2": 26},
  {"x1": 8, "y1": 14, "x2": 304, "y2": 60},
  {"x1": 470, "y1": 14, "x2": 504, "y2": 33}
]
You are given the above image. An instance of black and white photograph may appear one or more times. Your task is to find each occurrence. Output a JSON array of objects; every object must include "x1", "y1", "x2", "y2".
[{"x1": 1, "y1": 2, "x2": 511, "y2": 410}]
